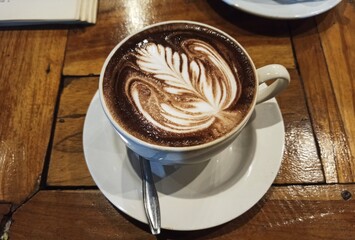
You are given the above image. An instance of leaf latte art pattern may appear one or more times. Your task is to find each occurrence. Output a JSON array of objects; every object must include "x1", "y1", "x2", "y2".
[{"x1": 128, "y1": 40, "x2": 240, "y2": 134}]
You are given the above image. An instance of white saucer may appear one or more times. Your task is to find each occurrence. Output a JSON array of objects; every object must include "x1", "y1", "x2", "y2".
[
  {"x1": 83, "y1": 91, "x2": 285, "y2": 231},
  {"x1": 222, "y1": 0, "x2": 341, "y2": 19}
]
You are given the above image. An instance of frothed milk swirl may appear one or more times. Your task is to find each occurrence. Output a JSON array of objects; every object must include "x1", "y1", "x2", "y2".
[
  {"x1": 133, "y1": 39, "x2": 238, "y2": 133},
  {"x1": 103, "y1": 23, "x2": 256, "y2": 147}
]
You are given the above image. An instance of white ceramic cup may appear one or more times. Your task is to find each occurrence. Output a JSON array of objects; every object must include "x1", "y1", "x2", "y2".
[{"x1": 99, "y1": 20, "x2": 290, "y2": 164}]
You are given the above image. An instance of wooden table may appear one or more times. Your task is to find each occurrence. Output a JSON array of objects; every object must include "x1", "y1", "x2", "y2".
[{"x1": 1, "y1": 1, "x2": 354, "y2": 239}]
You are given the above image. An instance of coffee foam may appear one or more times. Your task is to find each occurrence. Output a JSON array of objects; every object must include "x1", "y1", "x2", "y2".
[{"x1": 103, "y1": 23, "x2": 256, "y2": 147}]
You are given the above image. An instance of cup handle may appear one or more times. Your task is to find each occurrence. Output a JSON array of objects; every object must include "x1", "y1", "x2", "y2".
[{"x1": 256, "y1": 64, "x2": 290, "y2": 104}]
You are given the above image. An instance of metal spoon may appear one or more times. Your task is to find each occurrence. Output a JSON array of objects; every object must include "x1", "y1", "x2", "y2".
[{"x1": 139, "y1": 156, "x2": 161, "y2": 235}]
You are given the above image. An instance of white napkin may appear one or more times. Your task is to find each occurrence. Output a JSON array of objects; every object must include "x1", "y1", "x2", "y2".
[{"x1": 0, "y1": 0, "x2": 98, "y2": 26}]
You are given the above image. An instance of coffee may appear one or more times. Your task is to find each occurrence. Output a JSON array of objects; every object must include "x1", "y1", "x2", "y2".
[{"x1": 102, "y1": 22, "x2": 256, "y2": 147}]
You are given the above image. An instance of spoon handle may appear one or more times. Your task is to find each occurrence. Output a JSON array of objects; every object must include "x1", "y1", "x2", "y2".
[{"x1": 140, "y1": 156, "x2": 161, "y2": 235}]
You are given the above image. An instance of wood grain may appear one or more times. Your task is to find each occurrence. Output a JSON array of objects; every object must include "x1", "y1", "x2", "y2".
[
  {"x1": 63, "y1": 0, "x2": 294, "y2": 76},
  {"x1": 47, "y1": 77, "x2": 98, "y2": 186},
  {"x1": 10, "y1": 190, "x2": 152, "y2": 239},
  {"x1": 275, "y1": 69, "x2": 323, "y2": 184},
  {"x1": 9, "y1": 185, "x2": 355, "y2": 239},
  {"x1": 316, "y1": 2, "x2": 355, "y2": 182},
  {"x1": 0, "y1": 30, "x2": 67, "y2": 203},
  {"x1": 291, "y1": 18, "x2": 353, "y2": 183}
]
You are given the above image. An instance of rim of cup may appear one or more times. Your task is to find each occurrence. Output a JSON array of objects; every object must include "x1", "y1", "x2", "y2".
[{"x1": 99, "y1": 20, "x2": 258, "y2": 152}]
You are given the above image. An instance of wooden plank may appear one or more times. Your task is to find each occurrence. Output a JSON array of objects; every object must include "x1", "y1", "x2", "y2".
[
  {"x1": 275, "y1": 69, "x2": 323, "y2": 184},
  {"x1": 9, "y1": 185, "x2": 355, "y2": 239},
  {"x1": 0, "y1": 30, "x2": 67, "y2": 203},
  {"x1": 10, "y1": 190, "x2": 153, "y2": 239},
  {"x1": 47, "y1": 77, "x2": 98, "y2": 186},
  {"x1": 316, "y1": 2, "x2": 355, "y2": 182},
  {"x1": 291, "y1": 18, "x2": 352, "y2": 183},
  {"x1": 63, "y1": 0, "x2": 294, "y2": 76}
]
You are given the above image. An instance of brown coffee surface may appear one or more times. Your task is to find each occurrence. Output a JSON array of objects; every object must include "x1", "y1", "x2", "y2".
[{"x1": 103, "y1": 22, "x2": 256, "y2": 147}]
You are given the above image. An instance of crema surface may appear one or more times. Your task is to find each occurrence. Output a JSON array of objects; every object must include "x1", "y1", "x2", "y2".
[{"x1": 103, "y1": 23, "x2": 256, "y2": 147}]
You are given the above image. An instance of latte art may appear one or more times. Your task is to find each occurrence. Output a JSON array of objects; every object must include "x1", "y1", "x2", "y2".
[
  {"x1": 102, "y1": 23, "x2": 256, "y2": 147},
  {"x1": 128, "y1": 40, "x2": 240, "y2": 134}
]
